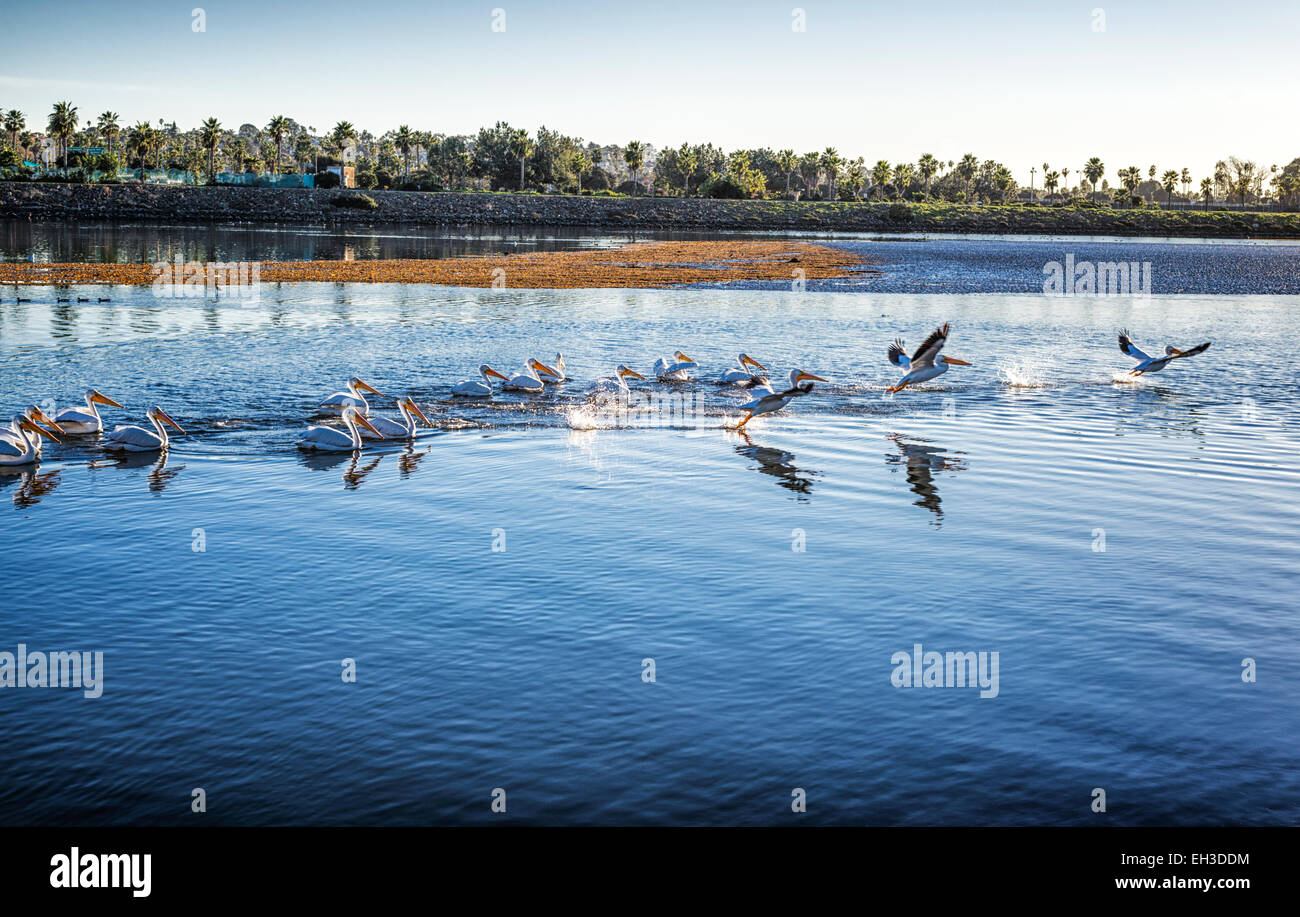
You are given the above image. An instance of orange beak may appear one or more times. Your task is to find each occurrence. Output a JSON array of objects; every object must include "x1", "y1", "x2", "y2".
[
  {"x1": 942, "y1": 356, "x2": 972, "y2": 366},
  {"x1": 533, "y1": 360, "x2": 559, "y2": 378},
  {"x1": 796, "y1": 371, "x2": 827, "y2": 382},
  {"x1": 20, "y1": 418, "x2": 61, "y2": 444},
  {"x1": 157, "y1": 409, "x2": 186, "y2": 434},
  {"x1": 356, "y1": 414, "x2": 384, "y2": 438},
  {"x1": 743, "y1": 356, "x2": 767, "y2": 371},
  {"x1": 91, "y1": 391, "x2": 124, "y2": 408},
  {"x1": 405, "y1": 399, "x2": 432, "y2": 426},
  {"x1": 357, "y1": 379, "x2": 386, "y2": 397},
  {"x1": 622, "y1": 368, "x2": 647, "y2": 380},
  {"x1": 29, "y1": 407, "x2": 64, "y2": 434},
  {"x1": 485, "y1": 368, "x2": 509, "y2": 381}
]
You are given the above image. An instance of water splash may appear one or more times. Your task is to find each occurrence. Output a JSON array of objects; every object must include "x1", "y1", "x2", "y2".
[{"x1": 999, "y1": 360, "x2": 1050, "y2": 388}]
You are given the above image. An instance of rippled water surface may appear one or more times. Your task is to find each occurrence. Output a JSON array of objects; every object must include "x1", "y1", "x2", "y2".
[{"x1": 2, "y1": 277, "x2": 1298, "y2": 825}]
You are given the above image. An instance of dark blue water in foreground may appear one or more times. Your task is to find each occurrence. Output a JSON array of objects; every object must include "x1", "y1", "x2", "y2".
[{"x1": 1, "y1": 236, "x2": 1298, "y2": 825}]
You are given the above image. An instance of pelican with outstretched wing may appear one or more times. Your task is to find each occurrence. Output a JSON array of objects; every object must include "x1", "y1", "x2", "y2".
[
  {"x1": 735, "y1": 369, "x2": 826, "y2": 428},
  {"x1": 886, "y1": 323, "x2": 972, "y2": 393},
  {"x1": 653, "y1": 350, "x2": 698, "y2": 382},
  {"x1": 1117, "y1": 329, "x2": 1212, "y2": 377}
]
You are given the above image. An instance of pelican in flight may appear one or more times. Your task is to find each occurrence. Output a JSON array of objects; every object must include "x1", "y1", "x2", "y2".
[
  {"x1": 735, "y1": 369, "x2": 826, "y2": 427},
  {"x1": 320, "y1": 377, "x2": 385, "y2": 415},
  {"x1": 886, "y1": 323, "x2": 972, "y2": 393},
  {"x1": 502, "y1": 358, "x2": 559, "y2": 393},
  {"x1": 718, "y1": 353, "x2": 768, "y2": 386},
  {"x1": 360, "y1": 396, "x2": 432, "y2": 441},
  {"x1": 592, "y1": 365, "x2": 647, "y2": 396},
  {"x1": 452, "y1": 365, "x2": 510, "y2": 397},
  {"x1": 298, "y1": 406, "x2": 384, "y2": 452},
  {"x1": 103, "y1": 406, "x2": 186, "y2": 453},
  {"x1": 537, "y1": 352, "x2": 569, "y2": 384},
  {"x1": 654, "y1": 350, "x2": 698, "y2": 382},
  {"x1": 53, "y1": 389, "x2": 123, "y2": 433},
  {"x1": 1117, "y1": 329, "x2": 1212, "y2": 377},
  {"x1": 0, "y1": 415, "x2": 61, "y2": 466}
]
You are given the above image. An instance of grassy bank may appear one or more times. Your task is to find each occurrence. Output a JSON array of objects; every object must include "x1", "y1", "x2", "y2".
[{"x1": 2, "y1": 182, "x2": 1298, "y2": 238}]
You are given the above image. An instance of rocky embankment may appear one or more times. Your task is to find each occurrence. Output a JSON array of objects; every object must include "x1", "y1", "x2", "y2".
[{"x1": 2, "y1": 182, "x2": 1297, "y2": 238}]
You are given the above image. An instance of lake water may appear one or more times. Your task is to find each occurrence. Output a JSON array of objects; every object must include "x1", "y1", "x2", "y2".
[{"x1": 1, "y1": 227, "x2": 1298, "y2": 825}]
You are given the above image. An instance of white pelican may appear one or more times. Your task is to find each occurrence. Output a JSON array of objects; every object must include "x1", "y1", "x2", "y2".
[
  {"x1": 298, "y1": 406, "x2": 385, "y2": 452},
  {"x1": 53, "y1": 389, "x2": 123, "y2": 433},
  {"x1": 360, "y1": 396, "x2": 432, "y2": 441},
  {"x1": 1118, "y1": 329, "x2": 1212, "y2": 377},
  {"x1": 886, "y1": 323, "x2": 972, "y2": 393},
  {"x1": 654, "y1": 350, "x2": 698, "y2": 382},
  {"x1": 592, "y1": 365, "x2": 647, "y2": 396},
  {"x1": 718, "y1": 353, "x2": 768, "y2": 386},
  {"x1": 0, "y1": 416, "x2": 61, "y2": 466},
  {"x1": 102, "y1": 406, "x2": 186, "y2": 453},
  {"x1": 6, "y1": 406, "x2": 64, "y2": 458},
  {"x1": 320, "y1": 377, "x2": 385, "y2": 415},
  {"x1": 537, "y1": 352, "x2": 569, "y2": 384},
  {"x1": 736, "y1": 369, "x2": 826, "y2": 427},
  {"x1": 502, "y1": 358, "x2": 559, "y2": 393},
  {"x1": 452, "y1": 365, "x2": 510, "y2": 397}
]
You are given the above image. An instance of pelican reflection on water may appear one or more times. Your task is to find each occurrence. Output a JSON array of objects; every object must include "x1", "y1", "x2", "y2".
[
  {"x1": 0, "y1": 466, "x2": 62, "y2": 508},
  {"x1": 884, "y1": 433, "x2": 968, "y2": 522},
  {"x1": 733, "y1": 431, "x2": 820, "y2": 499}
]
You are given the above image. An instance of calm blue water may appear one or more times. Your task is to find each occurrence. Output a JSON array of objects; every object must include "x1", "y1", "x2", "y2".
[{"x1": 2, "y1": 250, "x2": 1299, "y2": 825}]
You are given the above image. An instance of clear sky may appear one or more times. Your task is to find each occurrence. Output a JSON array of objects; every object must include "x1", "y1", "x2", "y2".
[{"x1": 5, "y1": 0, "x2": 1296, "y2": 184}]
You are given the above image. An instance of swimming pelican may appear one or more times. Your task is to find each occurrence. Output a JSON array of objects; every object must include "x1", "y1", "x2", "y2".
[
  {"x1": 1118, "y1": 329, "x2": 1212, "y2": 377},
  {"x1": 718, "y1": 353, "x2": 768, "y2": 386},
  {"x1": 0, "y1": 416, "x2": 61, "y2": 466},
  {"x1": 537, "y1": 352, "x2": 569, "y2": 384},
  {"x1": 654, "y1": 350, "x2": 698, "y2": 382},
  {"x1": 5, "y1": 407, "x2": 64, "y2": 458},
  {"x1": 360, "y1": 396, "x2": 432, "y2": 441},
  {"x1": 297, "y1": 406, "x2": 385, "y2": 452},
  {"x1": 53, "y1": 389, "x2": 123, "y2": 433},
  {"x1": 452, "y1": 365, "x2": 510, "y2": 397},
  {"x1": 102, "y1": 406, "x2": 186, "y2": 453},
  {"x1": 320, "y1": 377, "x2": 385, "y2": 415},
  {"x1": 886, "y1": 323, "x2": 972, "y2": 393},
  {"x1": 736, "y1": 369, "x2": 826, "y2": 427},
  {"x1": 502, "y1": 358, "x2": 559, "y2": 393},
  {"x1": 592, "y1": 365, "x2": 647, "y2": 396}
]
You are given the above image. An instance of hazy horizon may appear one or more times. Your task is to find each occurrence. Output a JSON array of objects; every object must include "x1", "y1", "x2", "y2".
[{"x1": 5, "y1": 0, "x2": 1296, "y2": 184}]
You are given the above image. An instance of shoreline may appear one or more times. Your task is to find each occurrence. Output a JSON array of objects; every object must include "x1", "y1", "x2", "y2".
[
  {"x1": 0, "y1": 240, "x2": 874, "y2": 288},
  {"x1": 3, "y1": 183, "x2": 1298, "y2": 239}
]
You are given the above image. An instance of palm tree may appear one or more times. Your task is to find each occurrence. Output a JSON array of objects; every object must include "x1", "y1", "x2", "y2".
[
  {"x1": 330, "y1": 121, "x2": 357, "y2": 180},
  {"x1": 1199, "y1": 177, "x2": 1213, "y2": 211},
  {"x1": 509, "y1": 129, "x2": 534, "y2": 191},
  {"x1": 892, "y1": 162, "x2": 914, "y2": 201},
  {"x1": 819, "y1": 147, "x2": 841, "y2": 200},
  {"x1": 1044, "y1": 170, "x2": 1060, "y2": 198},
  {"x1": 1161, "y1": 169, "x2": 1180, "y2": 205},
  {"x1": 47, "y1": 100, "x2": 78, "y2": 167},
  {"x1": 95, "y1": 112, "x2": 119, "y2": 156},
  {"x1": 199, "y1": 117, "x2": 222, "y2": 179},
  {"x1": 394, "y1": 125, "x2": 413, "y2": 181},
  {"x1": 799, "y1": 152, "x2": 821, "y2": 197},
  {"x1": 264, "y1": 115, "x2": 289, "y2": 174},
  {"x1": 1061, "y1": 167, "x2": 1070, "y2": 192},
  {"x1": 956, "y1": 153, "x2": 978, "y2": 202},
  {"x1": 623, "y1": 140, "x2": 644, "y2": 191},
  {"x1": 677, "y1": 143, "x2": 697, "y2": 197},
  {"x1": 1179, "y1": 167, "x2": 1191, "y2": 198},
  {"x1": 1083, "y1": 157, "x2": 1105, "y2": 194},
  {"x1": 4, "y1": 110, "x2": 24, "y2": 155},
  {"x1": 871, "y1": 160, "x2": 891, "y2": 200},
  {"x1": 917, "y1": 153, "x2": 938, "y2": 202},
  {"x1": 993, "y1": 166, "x2": 1013, "y2": 203},
  {"x1": 777, "y1": 149, "x2": 797, "y2": 195}
]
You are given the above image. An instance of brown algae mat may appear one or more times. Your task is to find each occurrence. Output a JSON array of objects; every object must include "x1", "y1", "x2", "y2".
[{"x1": 0, "y1": 240, "x2": 874, "y2": 289}]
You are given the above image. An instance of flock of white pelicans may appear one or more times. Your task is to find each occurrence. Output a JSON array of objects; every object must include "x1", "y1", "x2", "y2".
[{"x1": 1, "y1": 325, "x2": 1211, "y2": 464}]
